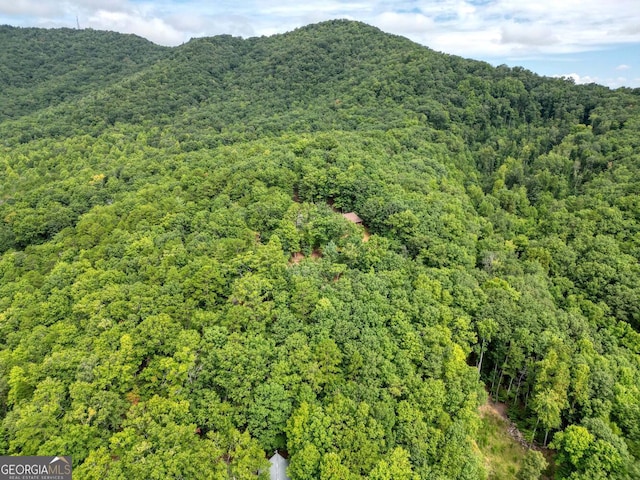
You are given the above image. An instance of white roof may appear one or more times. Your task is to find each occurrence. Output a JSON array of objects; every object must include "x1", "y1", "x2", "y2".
[{"x1": 269, "y1": 452, "x2": 290, "y2": 480}]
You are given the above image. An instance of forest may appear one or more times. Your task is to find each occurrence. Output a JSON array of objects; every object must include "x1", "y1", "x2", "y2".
[{"x1": 0, "y1": 20, "x2": 639, "y2": 479}]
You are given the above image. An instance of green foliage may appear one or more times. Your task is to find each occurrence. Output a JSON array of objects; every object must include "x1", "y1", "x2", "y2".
[
  {"x1": 1, "y1": 19, "x2": 640, "y2": 479},
  {"x1": 0, "y1": 26, "x2": 167, "y2": 121},
  {"x1": 550, "y1": 419, "x2": 632, "y2": 479},
  {"x1": 517, "y1": 450, "x2": 548, "y2": 480}
]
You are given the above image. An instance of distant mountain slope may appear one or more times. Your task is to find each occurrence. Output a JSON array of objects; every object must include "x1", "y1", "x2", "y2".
[
  {"x1": 0, "y1": 20, "x2": 613, "y2": 151},
  {"x1": 0, "y1": 26, "x2": 168, "y2": 120}
]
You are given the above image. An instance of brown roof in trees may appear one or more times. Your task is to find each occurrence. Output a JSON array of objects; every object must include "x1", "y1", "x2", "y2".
[{"x1": 342, "y1": 212, "x2": 363, "y2": 224}]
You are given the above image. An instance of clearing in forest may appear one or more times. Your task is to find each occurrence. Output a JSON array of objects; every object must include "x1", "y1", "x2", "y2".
[{"x1": 477, "y1": 399, "x2": 528, "y2": 479}]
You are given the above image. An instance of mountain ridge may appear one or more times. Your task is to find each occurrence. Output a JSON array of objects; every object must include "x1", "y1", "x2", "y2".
[
  {"x1": 0, "y1": 25, "x2": 168, "y2": 121},
  {"x1": 1, "y1": 20, "x2": 617, "y2": 151}
]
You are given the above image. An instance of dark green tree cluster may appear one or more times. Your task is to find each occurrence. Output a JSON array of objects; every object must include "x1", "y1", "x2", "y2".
[
  {"x1": 0, "y1": 26, "x2": 167, "y2": 122},
  {"x1": 0, "y1": 19, "x2": 639, "y2": 479}
]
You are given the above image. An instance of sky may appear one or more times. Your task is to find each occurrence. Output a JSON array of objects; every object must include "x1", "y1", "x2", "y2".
[{"x1": 2, "y1": 0, "x2": 639, "y2": 89}]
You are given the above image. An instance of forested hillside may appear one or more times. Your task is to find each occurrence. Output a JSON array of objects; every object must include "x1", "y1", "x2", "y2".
[
  {"x1": 0, "y1": 26, "x2": 168, "y2": 122},
  {"x1": 1, "y1": 20, "x2": 639, "y2": 479}
]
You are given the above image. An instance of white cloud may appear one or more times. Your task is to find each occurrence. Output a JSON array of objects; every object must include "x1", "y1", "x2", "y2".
[
  {"x1": 374, "y1": 12, "x2": 435, "y2": 34},
  {"x1": 0, "y1": 0, "x2": 130, "y2": 18},
  {"x1": 426, "y1": 29, "x2": 505, "y2": 58},
  {"x1": 1, "y1": 0, "x2": 639, "y2": 55},
  {"x1": 500, "y1": 23, "x2": 559, "y2": 46},
  {"x1": 361, "y1": 0, "x2": 640, "y2": 61},
  {"x1": 165, "y1": 13, "x2": 255, "y2": 38},
  {"x1": 259, "y1": 1, "x2": 370, "y2": 16},
  {"x1": 554, "y1": 73, "x2": 635, "y2": 89},
  {"x1": 0, "y1": 0, "x2": 62, "y2": 16},
  {"x1": 87, "y1": 10, "x2": 185, "y2": 45},
  {"x1": 555, "y1": 73, "x2": 599, "y2": 85},
  {"x1": 616, "y1": 64, "x2": 631, "y2": 70}
]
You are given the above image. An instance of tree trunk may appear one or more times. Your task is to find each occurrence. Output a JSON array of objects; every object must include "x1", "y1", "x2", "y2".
[
  {"x1": 515, "y1": 369, "x2": 526, "y2": 403},
  {"x1": 506, "y1": 375, "x2": 515, "y2": 399},
  {"x1": 496, "y1": 347, "x2": 511, "y2": 400},
  {"x1": 531, "y1": 417, "x2": 540, "y2": 444},
  {"x1": 477, "y1": 338, "x2": 486, "y2": 373},
  {"x1": 490, "y1": 362, "x2": 499, "y2": 400}
]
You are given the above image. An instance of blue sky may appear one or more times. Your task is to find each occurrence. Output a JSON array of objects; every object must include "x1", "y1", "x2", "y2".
[{"x1": 2, "y1": 0, "x2": 639, "y2": 88}]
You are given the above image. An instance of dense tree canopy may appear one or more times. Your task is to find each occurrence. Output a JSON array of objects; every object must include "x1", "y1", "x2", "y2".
[{"x1": 1, "y1": 19, "x2": 639, "y2": 479}]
